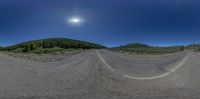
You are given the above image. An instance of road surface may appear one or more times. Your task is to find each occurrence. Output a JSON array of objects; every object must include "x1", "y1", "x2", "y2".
[{"x1": 0, "y1": 50, "x2": 200, "y2": 99}]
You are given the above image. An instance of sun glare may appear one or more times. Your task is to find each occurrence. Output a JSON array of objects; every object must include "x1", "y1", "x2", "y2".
[{"x1": 67, "y1": 17, "x2": 83, "y2": 25}]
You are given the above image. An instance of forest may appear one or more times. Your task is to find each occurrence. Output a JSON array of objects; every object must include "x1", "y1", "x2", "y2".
[{"x1": 0, "y1": 38, "x2": 106, "y2": 53}]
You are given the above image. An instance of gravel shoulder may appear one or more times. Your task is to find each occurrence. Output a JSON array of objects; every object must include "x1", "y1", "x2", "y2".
[{"x1": 0, "y1": 50, "x2": 83, "y2": 62}]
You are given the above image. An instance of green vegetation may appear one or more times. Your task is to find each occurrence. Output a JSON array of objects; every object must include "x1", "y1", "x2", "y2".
[
  {"x1": 187, "y1": 44, "x2": 200, "y2": 52},
  {"x1": 109, "y1": 43, "x2": 185, "y2": 54},
  {"x1": 0, "y1": 46, "x2": 3, "y2": 50},
  {"x1": 117, "y1": 43, "x2": 150, "y2": 48},
  {"x1": 1, "y1": 38, "x2": 200, "y2": 54},
  {"x1": 1, "y1": 38, "x2": 106, "y2": 54}
]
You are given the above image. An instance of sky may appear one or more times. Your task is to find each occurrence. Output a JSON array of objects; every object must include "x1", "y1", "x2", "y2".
[{"x1": 0, "y1": 0, "x2": 200, "y2": 47}]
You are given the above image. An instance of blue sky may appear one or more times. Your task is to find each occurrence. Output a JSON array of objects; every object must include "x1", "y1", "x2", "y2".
[{"x1": 0, "y1": 0, "x2": 200, "y2": 47}]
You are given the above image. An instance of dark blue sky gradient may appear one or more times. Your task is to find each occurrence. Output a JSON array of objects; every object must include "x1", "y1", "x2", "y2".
[{"x1": 0, "y1": 0, "x2": 200, "y2": 47}]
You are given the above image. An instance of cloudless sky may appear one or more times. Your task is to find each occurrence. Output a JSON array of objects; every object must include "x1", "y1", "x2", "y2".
[{"x1": 0, "y1": 0, "x2": 200, "y2": 47}]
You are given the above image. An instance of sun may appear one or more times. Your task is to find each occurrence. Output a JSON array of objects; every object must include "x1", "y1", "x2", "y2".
[
  {"x1": 69, "y1": 18, "x2": 80, "y2": 23},
  {"x1": 67, "y1": 16, "x2": 83, "y2": 25}
]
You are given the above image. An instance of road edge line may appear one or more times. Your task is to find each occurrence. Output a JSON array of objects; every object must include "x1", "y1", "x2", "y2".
[{"x1": 96, "y1": 50, "x2": 189, "y2": 80}]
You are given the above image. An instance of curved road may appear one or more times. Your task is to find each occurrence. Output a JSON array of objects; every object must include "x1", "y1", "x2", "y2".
[
  {"x1": 97, "y1": 50, "x2": 189, "y2": 79},
  {"x1": 0, "y1": 50, "x2": 200, "y2": 99}
]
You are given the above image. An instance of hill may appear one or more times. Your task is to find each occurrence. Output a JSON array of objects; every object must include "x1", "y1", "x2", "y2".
[
  {"x1": 187, "y1": 44, "x2": 200, "y2": 47},
  {"x1": 187, "y1": 44, "x2": 200, "y2": 51},
  {"x1": 117, "y1": 43, "x2": 150, "y2": 48},
  {"x1": 2, "y1": 38, "x2": 106, "y2": 53},
  {"x1": 110, "y1": 43, "x2": 185, "y2": 54}
]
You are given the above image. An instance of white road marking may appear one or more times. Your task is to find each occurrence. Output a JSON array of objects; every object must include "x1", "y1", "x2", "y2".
[{"x1": 96, "y1": 50, "x2": 189, "y2": 80}]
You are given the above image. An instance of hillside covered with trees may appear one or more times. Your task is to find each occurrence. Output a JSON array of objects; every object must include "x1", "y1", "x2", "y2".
[
  {"x1": 1, "y1": 38, "x2": 106, "y2": 53},
  {"x1": 0, "y1": 46, "x2": 3, "y2": 50},
  {"x1": 110, "y1": 43, "x2": 185, "y2": 54},
  {"x1": 117, "y1": 43, "x2": 150, "y2": 48}
]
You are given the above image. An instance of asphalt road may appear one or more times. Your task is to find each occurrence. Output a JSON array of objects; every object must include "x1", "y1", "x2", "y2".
[{"x1": 0, "y1": 50, "x2": 200, "y2": 99}]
